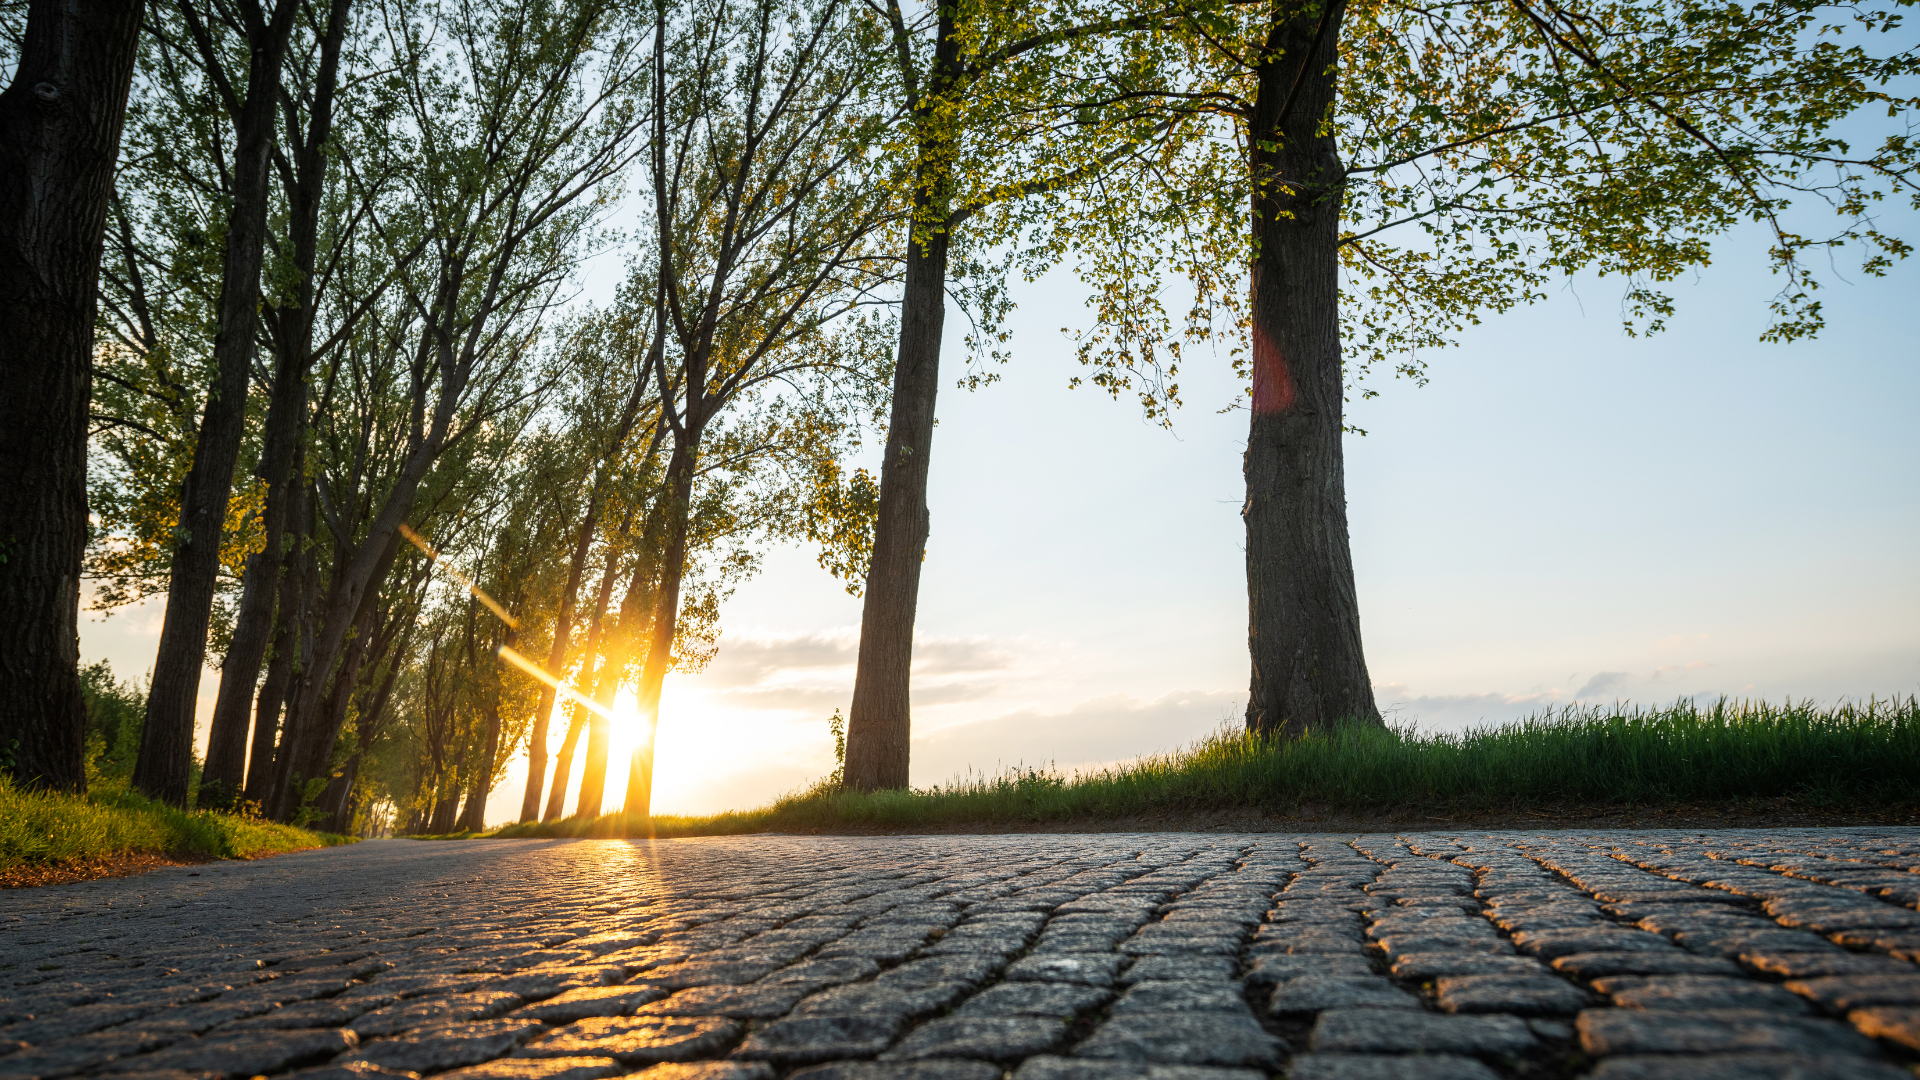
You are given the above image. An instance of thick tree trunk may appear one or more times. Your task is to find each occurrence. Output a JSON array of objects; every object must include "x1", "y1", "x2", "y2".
[
  {"x1": 843, "y1": 225, "x2": 949, "y2": 791},
  {"x1": 623, "y1": 440, "x2": 699, "y2": 818},
  {"x1": 1242, "y1": 0, "x2": 1379, "y2": 738},
  {"x1": 136, "y1": 0, "x2": 300, "y2": 805},
  {"x1": 0, "y1": 0, "x2": 144, "y2": 793},
  {"x1": 840, "y1": 13, "x2": 963, "y2": 793},
  {"x1": 201, "y1": 0, "x2": 352, "y2": 807}
]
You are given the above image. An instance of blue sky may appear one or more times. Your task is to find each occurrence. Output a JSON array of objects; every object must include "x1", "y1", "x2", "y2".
[{"x1": 81, "y1": 206, "x2": 1919, "y2": 822}]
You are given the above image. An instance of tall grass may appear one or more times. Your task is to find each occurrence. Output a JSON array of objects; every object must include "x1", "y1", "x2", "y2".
[
  {"x1": 0, "y1": 776, "x2": 348, "y2": 872},
  {"x1": 493, "y1": 697, "x2": 1918, "y2": 837}
]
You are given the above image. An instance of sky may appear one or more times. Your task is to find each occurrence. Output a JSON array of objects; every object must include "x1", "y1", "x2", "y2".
[{"x1": 80, "y1": 206, "x2": 1920, "y2": 825}]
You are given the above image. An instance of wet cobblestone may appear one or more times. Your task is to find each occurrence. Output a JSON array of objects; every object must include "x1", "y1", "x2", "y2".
[{"x1": 4, "y1": 829, "x2": 1920, "y2": 1077}]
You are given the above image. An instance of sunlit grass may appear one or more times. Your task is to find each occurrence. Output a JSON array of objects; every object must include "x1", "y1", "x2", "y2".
[
  {"x1": 488, "y1": 697, "x2": 1919, "y2": 838},
  {"x1": 0, "y1": 775, "x2": 349, "y2": 872}
]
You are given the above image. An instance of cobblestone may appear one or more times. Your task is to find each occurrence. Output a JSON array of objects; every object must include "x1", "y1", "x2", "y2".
[{"x1": 6, "y1": 829, "x2": 1920, "y2": 1078}]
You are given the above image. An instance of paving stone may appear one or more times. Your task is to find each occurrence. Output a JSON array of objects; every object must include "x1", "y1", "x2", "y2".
[
  {"x1": 951, "y1": 982, "x2": 1111, "y2": 1018},
  {"x1": 632, "y1": 960, "x2": 782, "y2": 989},
  {"x1": 1309, "y1": 1008, "x2": 1536, "y2": 1054},
  {"x1": 1116, "y1": 956, "x2": 1234, "y2": 984},
  {"x1": 1389, "y1": 953, "x2": 1549, "y2": 979},
  {"x1": 437, "y1": 1056, "x2": 622, "y2": 1080},
  {"x1": 516, "y1": 1017, "x2": 740, "y2": 1064},
  {"x1": 283, "y1": 1064, "x2": 419, "y2": 1080},
  {"x1": 1742, "y1": 952, "x2": 1915, "y2": 978},
  {"x1": 793, "y1": 981, "x2": 970, "y2": 1021},
  {"x1": 631, "y1": 984, "x2": 809, "y2": 1020},
  {"x1": 1004, "y1": 955, "x2": 1127, "y2": 987},
  {"x1": 1283, "y1": 1054, "x2": 1501, "y2": 1080},
  {"x1": 1012, "y1": 1056, "x2": 1261, "y2": 1080},
  {"x1": 1575, "y1": 1007, "x2": 1879, "y2": 1055},
  {"x1": 1072, "y1": 1011, "x2": 1282, "y2": 1067},
  {"x1": 0, "y1": 1028, "x2": 184, "y2": 1078},
  {"x1": 1593, "y1": 974, "x2": 1810, "y2": 1011},
  {"x1": 351, "y1": 991, "x2": 523, "y2": 1037},
  {"x1": 1243, "y1": 954, "x2": 1373, "y2": 986},
  {"x1": 760, "y1": 958, "x2": 879, "y2": 989},
  {"x1": 880, "y1": 1016, "x2": 1068, "y2": 1061},
  {"x1": 875, "y1": 958, "x2": 1001, "y2": 989},
  {"x1": 1268, "y1": 976, "x2": 1420, "y2": 1014},
  {"x1": 1112, "y1": 979, "x2": 1252, "y2": 1014},
  {"x1": 224, "y1": 997, "x2": 379, "y2": 1030},
  {"x1": 795, "y1": 1062, "x2": 999, "y2": 1080},
  {"x1": 1512, "y1": 927, "x2": 1676, "y2": 959},
  {"x1": 1433, "y1": 973, "x2": 1591, "y2": 1014},
  {"x1": 98, "y1": 1028, "x2": 357, "y2": 1076},
  {"x1": 633, "y1": 1063, "x2": 772, "y2": 1080},
  {"x1": 1549, "y1": 952, "x2": 1743, "y2": 978},
  {"x1": 345, "y1": 1019, "x2": 544, "y2": 1072},
  {"x1": 1847, "y1": 1005, "x2": 1920, "y2": 1051},
  {"x1": 1584, "y1": 1054, "x2": 1911, "y2": 1080},
  {"x1": 732, "y1": 1015, "x2": 904, "y2": 1063},
  {"x1": 1783, "y1": 974, "x2": 1920, "y2": 1010},
  {"x1": 511, "y1": 984, "x2": 668, "y2": 1021}
]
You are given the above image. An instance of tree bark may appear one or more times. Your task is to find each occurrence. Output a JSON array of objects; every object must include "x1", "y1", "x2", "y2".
[
  {"x1": 0, "y1": 0, "x2": 144, "y2": 793},
  {"x1": 844, "y1": 224, "x2": 949, "y2": 791},
  {"x1": 1242, "y1": 0, "x2": 1379, "y2": 738},
  {"x1": 135, "y1": 0, "x2": 301, "y2": 805},
  {"x1": 458, "y1": 623, "x2": 510, "y2": 832},
  {"x1": 842, "y1": 10, "x2": 962, "y2": 793},
  {"x1": 622, "y1": 440, "x2": 698, "y2": 818},
  {"x1": 201, "y1": 0, "x2": 353, "y2": 807}
]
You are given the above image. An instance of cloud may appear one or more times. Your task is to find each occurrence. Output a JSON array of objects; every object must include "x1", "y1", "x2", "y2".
[
  {"x1": 1374, "y1": 687, "x2": 1570, "y2": 732},
  {"x1": 1574, "y1": 671, "x2": 1634, "y2": 700},
  {"x1": 697, "y1": 631, "x2": 856, "y2": 688},
  {"x1": 912, "y1": 638, "x2": 1017, "y2": 675}
]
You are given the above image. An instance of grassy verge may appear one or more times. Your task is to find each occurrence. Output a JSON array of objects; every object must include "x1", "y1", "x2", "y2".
[
  {"x1": 489, "y1": 697, "x2": 1919, "y2": 838},
  {"x1": 0, "y1": 776, "x2": 350, "y2": 877}
]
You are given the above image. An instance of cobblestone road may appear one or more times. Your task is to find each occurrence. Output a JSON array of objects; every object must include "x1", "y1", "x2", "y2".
[{"x1": 6, "y1": 829, "x2": 1920, "y2": 1080}]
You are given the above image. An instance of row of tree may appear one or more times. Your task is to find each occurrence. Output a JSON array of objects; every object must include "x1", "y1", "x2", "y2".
[{"x1": 1, "y1": 0, "x2": 1911, "y2": 828}]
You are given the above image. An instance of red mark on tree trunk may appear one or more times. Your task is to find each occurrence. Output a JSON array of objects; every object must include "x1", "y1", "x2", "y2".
[{"x1": 1252, "y1": 321, "x2": 1296, "y2": 414}]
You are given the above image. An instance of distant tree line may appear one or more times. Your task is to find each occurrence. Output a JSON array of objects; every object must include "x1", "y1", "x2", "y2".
[{"x1": 0, "y1": 0, "x2": 1911, "y2": 830}]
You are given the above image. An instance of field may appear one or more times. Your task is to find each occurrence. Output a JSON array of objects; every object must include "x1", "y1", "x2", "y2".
[{"x1": 488, "y1": 696, "x2": 1920, "y2": 839}]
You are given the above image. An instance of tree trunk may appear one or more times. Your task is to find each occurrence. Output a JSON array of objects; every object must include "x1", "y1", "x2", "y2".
[
  {"x1": 550, "y1": 517, "x2": 625, "y2": 818},
  {"x1": 0, "y1": 0, "x2": 144, "y2": 793},
  {"x1": 623, "y1": 439, "x2": 698, "y2": 818},
  {"x1": 844, "y1": 224, "x2": 949, "y2": 791},
  {"x1": 543, "y1": 709, "x2": 586, "y2": 821},
  {"x1": 519, "y1": 491, "x2": 602, "y2": 821},
  {"x1": 841, "y1": 12, "x2": 963, "y2": 793},
  {"x1": 201, "y1": 0, "x2": 352, "y2": 807},
  {"x1": 1242, "y1": 0, "x2": 1379, "y2": 738},
  {"x1": 241, "y1": 513, "x2": 299, "y2": 805},
  {"x1": 136, "y1": 0, "x2": 301, "y2": 805},
  {"x1": 270, "y1": 530, "x2": 400, "y2": 819},
  {"x1": 312, "y1": 623, "x2": 400, "y2": 832},
  {"x1": 458, "y1": 624, "x2": 509, "y2": 832}
]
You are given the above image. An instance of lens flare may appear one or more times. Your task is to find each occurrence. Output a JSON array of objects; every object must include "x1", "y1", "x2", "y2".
[
  {"x1": 496, "y1": 644, "x2": 613, "y2": 721},
  {"x1": 398, "y1": 522, "x2": 519, "y2": 628}
]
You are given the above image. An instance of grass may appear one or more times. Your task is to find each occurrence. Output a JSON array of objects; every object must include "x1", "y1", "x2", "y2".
[
  {"x1": 0, "y1": 775, "x2": 350, "y2": 874},
  {"x1": 489, "y1": 697, "x2": 1920, "y2": 838}
]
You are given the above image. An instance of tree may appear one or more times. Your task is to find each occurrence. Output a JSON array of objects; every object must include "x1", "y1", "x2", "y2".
[
  {"x1": 133, "y1": 0, "x2": 303, "y2": 806},
  {"x1": 1070, "y1": 0, "x2": 1918, "y2": 735},
  {"x1": 0, "y1": 0, "x2": 145, "y2": 793},
  {"x1": 843, "y1": 0, "x2": 1185, "y2": 790},
  {"x1": 264, "y1": 0, "x2": 649, "y2": 821},
  {"x1": 618, "y1": 0, "x2": 896, "y2": 817}
]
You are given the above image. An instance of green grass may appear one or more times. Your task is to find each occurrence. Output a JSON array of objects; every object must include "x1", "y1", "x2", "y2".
[
  {"x1": 0, "y1": 775, "x2": 350, "y2": 872},
  {"x1": 488, "y1": 697, "x2": 1919, "y2": 838}
]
